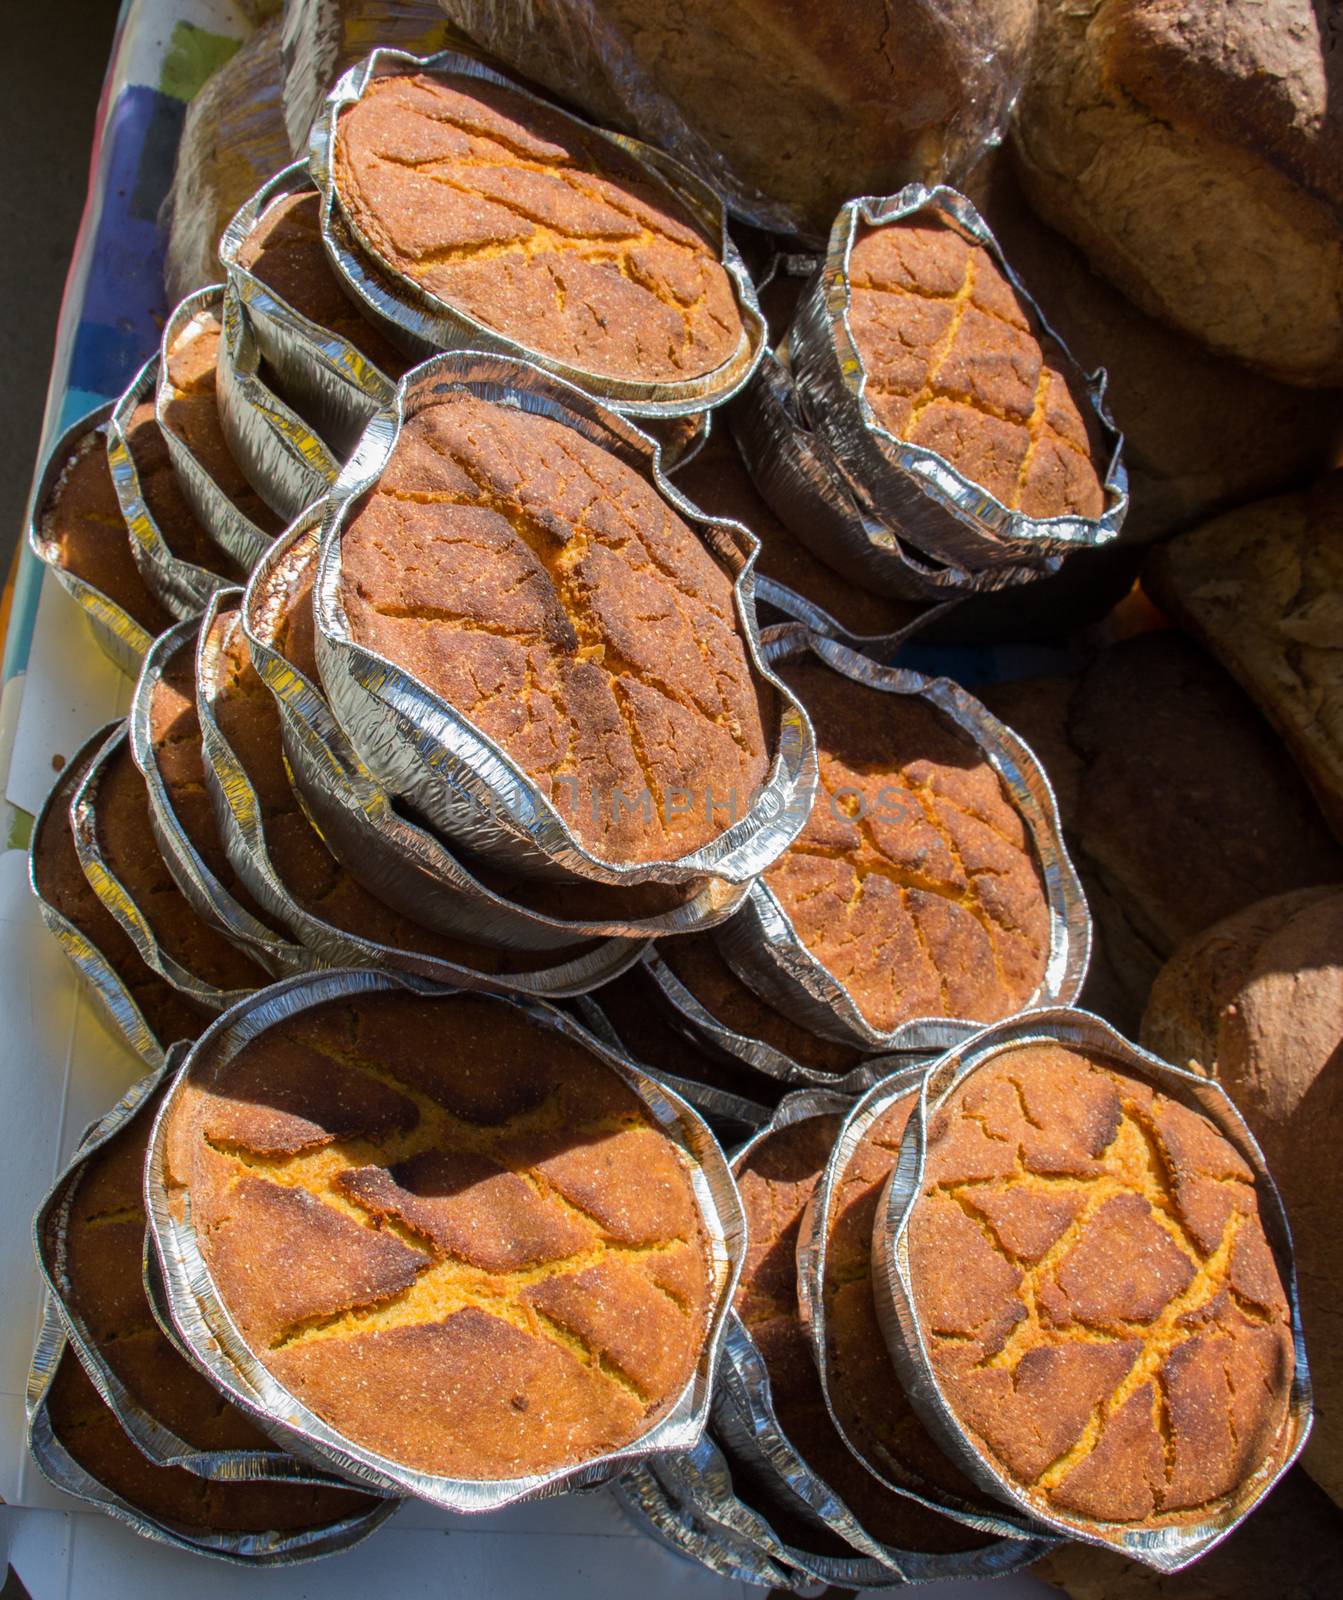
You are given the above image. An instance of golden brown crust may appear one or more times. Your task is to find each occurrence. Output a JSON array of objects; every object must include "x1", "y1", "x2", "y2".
[
  {"x1": 40, "y1": 428, "x2": 171, "y2": 635},
  {"x1": 163, "y1": 991, "x2": 714, "y2": 1480},
  {"x1": 767, "y1": 658, "x2": 1049, "y2": 1033},
  {"x1": 913, "y1": 1043, "x2": 1295, "y2": 1527},
  {"x1": 332, "y1": 72, "x2": 742, "y2": 384},
  {"x1": 846, "y1": 219, "x2": 1105, "y2": 519},
  {"x1": 46, "y1": 1354, "x2": 376, "y2": 1533},
  {"x1": 124, "y1": 401, "x2": 242, "y2": 579},
  {"x1": 339, "y1": 391, "x2": 772, "y2": 864}
]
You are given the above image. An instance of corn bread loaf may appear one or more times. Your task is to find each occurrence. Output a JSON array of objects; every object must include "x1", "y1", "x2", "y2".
[
  {"x1": 332, "y1": 71, "x2": 743, "y2": 384},
  {"x1": 843, "y1": 217, "x2": 1106, "y2": 520},
  {"x1": 736, "y1": 1112, "x2": 989, "y2": 1553},
  {"x1": 162, "y1": 990, "x2": 715, "y2": 1479},
  {"x1": 1142, "y1": 888, "x2": 1343, "y2": 1507},
  {"x1": 764, "y1": 658, "x2": 1049, "y2": 1034},
  {"x1": 124, "y1": 401, "x2": 242, "y2": 579},
  {"x1": 911, "y1": 1042, "x2": 1295, "y2": 1529},
  {"x1": 338, "y1": 391, "x2": 772, "y2": 865}
]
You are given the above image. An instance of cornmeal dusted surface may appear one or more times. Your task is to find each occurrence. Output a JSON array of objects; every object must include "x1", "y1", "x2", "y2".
[
  {"x1": 164, "y1": 991, "x2": 715, "y2": 1480},
  {"x1": 767, "y1": 659, "x2": 1049, "y2": 1033},
  {"x1": 339, "y1": 391, "x2": 772, "y2": 865},
  {"x1": 913, "y1": 1043, "x2": 1295, "y2": 1527},
  {"x1": 846, "y1": 218, "x2": 1105, "y2": 520},
  {"x1": 333, "y1": 72, "x2": 743, "y2": 384}
]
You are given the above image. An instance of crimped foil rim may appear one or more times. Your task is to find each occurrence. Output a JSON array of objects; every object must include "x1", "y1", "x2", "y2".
[
  {"x1": 70, "y1": 722, "x2": 259, "y2": 1013},
  {"x1": 720, "y1": 1092, "x2": 1052, "y2": 1579},
  {"x1": 313, "y1": 351, "x2": 817, "y2": 887},
  {"x1": 142, "y1": 968, "x2": 747, "y2": 1513},
  {"x1": 571, "y1": 990, "x2": 774, "y2": 1131},
  {"x1": 642, "y1": 945, "x2": 886, "y2": 1094},
  {"x1": 28, "y1": 721, "x2": 169, "y2": 1068},
  {"x1": 31, "y1": 1055, "x2": 347, "y2": 1485},
  {"x1": 715, "y1": 623, "x2": 1090, "y2": 1053},
  {"x1": 246, "y1": 517, "x2": 752, "y2": 947},
  {"x1": 25, "y1": 1298, "x2": 398, "y2": 1563},
  {"x1": 872, "y1": 1007, "x2": 1313, "y2": 1571},
  {"x1": 794, "y1": 1062, "x2": 1042, "y2": 1540},
  {"x1": 25, "y1": 401, "x2": 158, "y2": 674},
  {"x1": 154, "y1": 286, "x2": 275, "y2": 571},
  {"x1": 129, "y1": 613, "x2": 313, "y2": 979},
  {"x1": 107, "y1": 352, "x2": 227, "y2": 620},
  {"x1": 791, "y1": 187, "x2": 1129, "y2": 571},
  {"x1": 754, "y1": 572, "x2": 960, "y2": 663},
  {"x1": 216, "y1": 280, "x2": 340, "y2": 520},
  {"x1": 308, "y1": 46, "x2": 766, "y2": 418},
  {"x1": 196, "y1": 588, "x2": 644, "y2": 996}
]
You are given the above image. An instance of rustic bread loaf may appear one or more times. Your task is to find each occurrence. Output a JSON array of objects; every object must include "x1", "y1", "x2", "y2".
[
  {"x1": 1146, "y1": 473, "x2": 1343, "y2": 842},
  {"x1": 332, "y1": 71, "x2": 743, "y2": 384},
  {"x1": 913, "y1": 1042, "x2": 1295, "y2": 1529},
  {"x1": 125, "y1": 401, "x2": 242, "y2": 578},
  {"x1": 339, "y1": 391, "x2": 771, "y2": 865},
  {"x1": 163, "y1": 990, "x2": 715, "y2": 1479},
  {"x1": 1012, "y1": 1, "x2": 1343, "y2": 385},
  {"x1": 1141, "y1": 888, "x2": 1343, "y2": 1507}
]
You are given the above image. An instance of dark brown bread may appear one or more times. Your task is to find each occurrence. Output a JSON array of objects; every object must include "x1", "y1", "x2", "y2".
[
  {"x1": 736, "y1": 1114, "x2": 987, "y2": 1553},
  {"x1": 913, "y1": 1042, "x2": 1295, "y2": 1528},
  {"x1": 767, "y1": 658, "x2": 1049, "y2": 1034},
  {"x1": 40, "y1": 428, "x2": 171, "y2": 635},
  {"x1": 333, "y1": 72, "x2": 743, "y2": 384},
  {"x1": 33, "y1": 747, "x2": 210, "y2": 1047},
  {"x1": 163, "y1": 991, "x2": 715, "y2": 1479},
  {"x1": 339, "y1": 390, "x2": 772, "y2": 864},
  {"x1": 124, "y1": 401, "x2": 242, "y2": 578},
  {"x1": 846, "y1": 219, "x2": 1106, "y2": 519}
]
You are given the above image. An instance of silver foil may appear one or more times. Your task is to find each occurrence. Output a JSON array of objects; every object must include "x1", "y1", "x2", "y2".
[
  {"x1": 26, "y1": 1299, "x2": 397, "y2": 1563},
  {"x1": 155, "y1": 287, "x2": 276, "y2": 571},
  {"x1": 572, "y1": 989, "x2": 774, "y2": 1131},
  {"x1": 107, "y1": 354, "x2": 231, "y2": 620},
  {"x1": 31, "y1": 1057, "x2": 344, "y2": 1485},
  {"x1": 219, "y1": 162, "x2": 396, "y2": 457},
  {"x1": 128, "y1": 613, "x2": 314, "y2": 979},
  {"x1": 143, "y1": 969, "x2": 747, "y2": 1513},
  {"x1": 216, "y1": 280, "x2": 340, "y2": 519},
  {"x1": 313, "y1": 352, "x2": 817, "y2": 885},
  {"x1": 29, "y1": 723, "x2": 174, "y2": 1068},
  {"x1": 308, "y1": 47, "x2": 766, "y2": 419},
  {"x1": 870, "y1": 1008, "x2": 1314, "y2": 1571},
  {"x1": 794, "y1": 1062, "x2": 1042, "y2": 1542},
  {"x1": 717, "y1": 1092, "x2": 1051, "y2": 1581},
  {"x1": 70, "y1": 722, "x2": 260, "y2": 1014},
  {"x1": 197, "y1": 589, "x2": 645, "y2": 995},
  {"x1": 789, "y1": 188, "x2": 1129, "y2": 576},
  {"x1": 733, "y1": 345, "x2": 1055, "y2": 602},
  {"x1": 717, "y1": 624, "x2": 1090, "y2": 1054},
  {"x1": 246, "y1": 517, "x2": 751, "y2": 950},
  {"x1": 26, "y1": 403, "x2": 159, "y2": 675}
]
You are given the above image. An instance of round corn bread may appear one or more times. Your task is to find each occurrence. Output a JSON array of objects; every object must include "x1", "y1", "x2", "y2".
[
  {"x1": 735, "y1": 1112, "x2": 988, "y2": 1553},
  {"x1": 337, "y1": 390, "x2": 773, "y2": 865},
  {"x1": 123, "y1": 399, "x2": 241, "y2": 579},
  {"x1": 332, "y1": 71, "x2": 744, "y2": 385},
  {"x1": 909, "y1": 1042, "x2": 1296, "y2": 1528},
  {"x1": 844, "y1": 218, "x2": 1106, "y2": 520},
  {"x1": 765, "y1": 658, "x2": 1050, "y2": 1034},
  {"x1": 39, "y1": 425, "x2": 171, "y2": 637},
  {"x1": 162, "y1": 991, "x2": 716, "y2": 1481},
  {"x1": 46, "y1": 1354, "x2": 376, "y2": 1535}
]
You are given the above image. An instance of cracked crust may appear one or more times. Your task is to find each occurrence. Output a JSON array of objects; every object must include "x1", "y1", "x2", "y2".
[
  {"x1": 46, "y1": 1353, "x2": 376, "y2": 1534},
  {"x1": 339, "y1": 390, "x2": 772, "y2": 865},
  {"x1": 33, "y1": 748, "x2": 210, "y2": 1047},
  {"x1": 332, "y1": 72, "x2": 743, "y2": 385},
  {"x1": 124, "y1": 400, "x2": 241, "y2": 578},
  {"x1": 162, "y1": 991, "x2": 715, "y2": 1480},
  {"x1": 845, "y1": 218, "x2": 1105, "y2": 520},
  {"x1": 40, "y1": 426, "x2": 171, "y2": 636},
  {"x1": 736, "y1": 1114, "x2": 988, "y2": 1554},
  {"x1": 913, "y1": 1042, "x2": 1295, "y2": 1529},
  {"x1": 766, "y1": 658, "x2": 1049, "y2": 1034}
]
